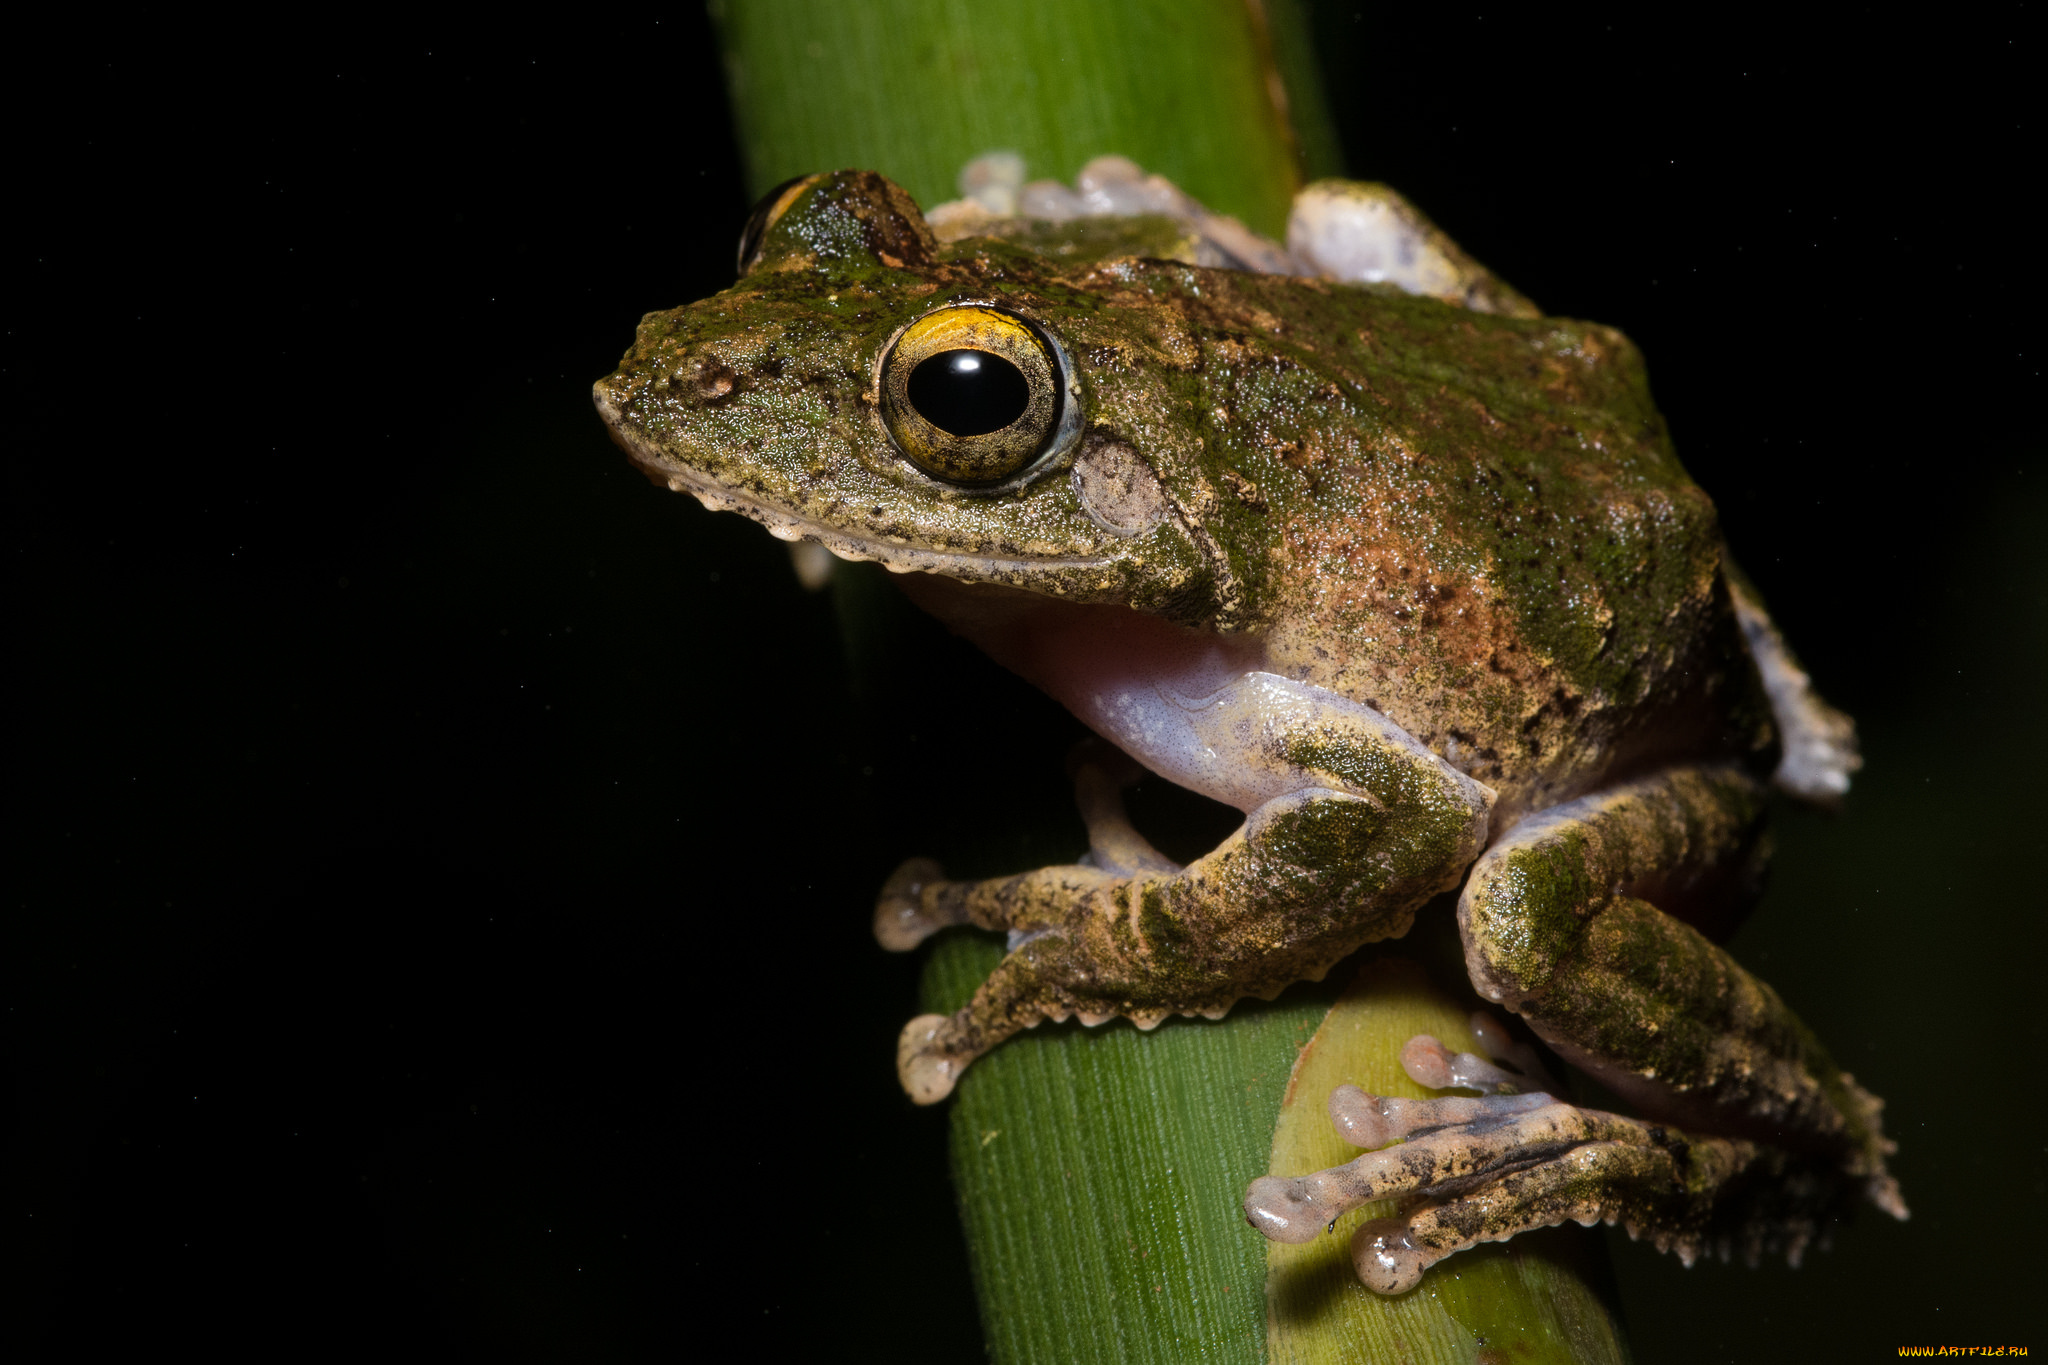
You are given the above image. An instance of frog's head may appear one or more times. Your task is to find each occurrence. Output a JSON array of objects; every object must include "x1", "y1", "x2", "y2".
[{"x1": 592, "y1": 171, "x2": 1229, "y2": 625}]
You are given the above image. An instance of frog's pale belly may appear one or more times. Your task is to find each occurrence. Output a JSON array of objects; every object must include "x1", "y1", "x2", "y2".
[
  {"x1": 897, "y1": 569, "x2": 1706, "y2": 834},
  {"x1": 896, "y1": 573, "x2": 1256, "y2": 801},
  {"x1": 898, "y1": 571, "x2": 1503, "y2": 818}
]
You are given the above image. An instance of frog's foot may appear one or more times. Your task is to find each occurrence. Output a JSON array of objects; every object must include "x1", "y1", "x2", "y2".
[
  {"x1": 1244, "y1": 1017, "x2": 1852, "y2": 1292},
  {"x1": 1245, "y1": 1079, "x2": 1807, "y2": 1294},
  {"x1": 1243, "y1": 1013, "x2": 1893, "y2": 1291},
  {"x1": 1286, "y1": 180, "x2": 1541, "y2": 317}
]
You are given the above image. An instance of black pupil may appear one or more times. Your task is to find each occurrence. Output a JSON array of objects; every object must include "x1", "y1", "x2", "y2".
[{"x1": 907, "y1": 349, "x2": 1031, "y2": 437}]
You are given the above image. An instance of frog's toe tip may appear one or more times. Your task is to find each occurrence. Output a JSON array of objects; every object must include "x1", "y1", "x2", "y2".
[
  {"x1": 1351, "y1": 1217, "x2": 1428, "y2": 1295},
  {"x1": 1326, "y1": 1084, "x2": 1403, "y2": 1148},
  {"x1": 1399, "y1": 1031, "x2": 1545, "y2": 1095},
  {"x1": 874, "y1": 857, "x2": 950, "y2": 951},
  {"x1": 1399, "y1": 1034, "x2": 1458, "y2": 1089},
  {"x1": 897, "y1": 1014, "x2": 963, "y2": 1104},
  {"x1": 1242, "y1": 1175, "x2": 1326, "y2": 1244}
]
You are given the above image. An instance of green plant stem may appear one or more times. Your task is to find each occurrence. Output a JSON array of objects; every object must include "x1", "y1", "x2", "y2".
[{"x1": 711, "y1": 0, "x2": 1331, "y2": 237}]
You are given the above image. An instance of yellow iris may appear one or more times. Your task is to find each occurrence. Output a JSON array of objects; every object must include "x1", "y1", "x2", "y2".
[{"x1": 880, "y1": 306, "x2": 1064, "y2": 485}]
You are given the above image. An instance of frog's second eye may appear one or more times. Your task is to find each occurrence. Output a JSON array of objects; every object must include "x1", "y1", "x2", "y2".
[
  {"x1": 736, "y1": 174, "x2": 819, "y2": 275},
  {"x1": 881, "y1": 306, "x2": 1065, "y2": 485}
]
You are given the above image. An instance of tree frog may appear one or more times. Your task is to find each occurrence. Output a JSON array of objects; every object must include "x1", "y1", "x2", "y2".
[{"x1": 592, "y1": 158, "x2": 1904, "y2": 1292}]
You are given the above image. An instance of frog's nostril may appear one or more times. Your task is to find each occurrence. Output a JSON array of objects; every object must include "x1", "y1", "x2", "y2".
[
  {"x1": 907, "y1": 349, "x2": 1030, "y2": 436},
  {"x1": 696, "y1": 363, "x2": 737, "y2": 400}
]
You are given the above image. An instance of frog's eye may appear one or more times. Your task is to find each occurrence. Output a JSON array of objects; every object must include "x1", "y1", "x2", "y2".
[{"x1": 880, "y1": 306, "x2": 1068, "y2": 486}]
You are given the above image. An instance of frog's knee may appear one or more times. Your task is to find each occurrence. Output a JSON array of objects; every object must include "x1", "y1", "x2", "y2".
[{"x1": 1456, "y1": 847, "x2": 1572, "y2": 1009}]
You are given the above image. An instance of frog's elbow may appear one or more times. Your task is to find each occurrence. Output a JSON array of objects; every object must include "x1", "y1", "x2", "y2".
[{"x1": 1725, "y1": 570, "x2": 1861, "y2": 806}]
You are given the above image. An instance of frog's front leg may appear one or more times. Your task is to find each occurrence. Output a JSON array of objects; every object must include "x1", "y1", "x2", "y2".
[
  {"x1": 879, "y1": 674, "x2": 1497, "y2": 1103},
  {"x1": 871, "y1": 745, "x2": 1179, "y2": 956},
  {"x1": 1247, "y1": 764, "x2": 1905, "y2": 1289}
]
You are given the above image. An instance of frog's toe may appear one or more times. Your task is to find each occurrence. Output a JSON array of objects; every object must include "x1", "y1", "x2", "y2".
[
  {"x1": 896, "y1": 1013, "x2": 966, "y2": 1104},
  {"x1": 874, "y1": 858, "x2": 954, "y2": 951},
  {"x1": 1244, "y1": 1087, "x2": 1558, "y2": 1242},
  {"x1": 1323, "y1": 1083, "x2": 1551, "y2": 1149},
  {"x1": 1399, "y1": 1022, "x2": 1558, "y2": 1096},
  {"x1": 1246, "y1": 1083, "x2": 1857, "y2": 1293},
  {"x1": 1350, "y1": 1219, "x2": 1431, "y2": 1295}
]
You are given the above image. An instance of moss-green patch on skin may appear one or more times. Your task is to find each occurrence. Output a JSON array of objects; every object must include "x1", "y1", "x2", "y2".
[{"x1": 1277, "y1": 728, "x2": 1483, "y2": 883}]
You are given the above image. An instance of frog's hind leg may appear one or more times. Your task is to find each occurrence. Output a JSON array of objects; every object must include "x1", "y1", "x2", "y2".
[
  {"x1": 1459, "y1": 762, "x2": 1898, "y2": 1193},
  {"x1": 1246, "y1": 762, "x2": 1904, "y2": 1292}
]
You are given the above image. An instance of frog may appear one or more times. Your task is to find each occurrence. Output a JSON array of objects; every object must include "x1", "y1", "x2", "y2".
[{"x1": 591, "y1": 158, "x2": 1904, "y2": 1293}]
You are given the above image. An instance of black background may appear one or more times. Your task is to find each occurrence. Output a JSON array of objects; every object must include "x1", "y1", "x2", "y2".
[{"x1": 11, "y1": 6, "x2": 2038, "y2": 1360}]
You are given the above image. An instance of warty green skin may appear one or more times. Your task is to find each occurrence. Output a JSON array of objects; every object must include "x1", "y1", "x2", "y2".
[{"x1": 593, "y1": 171, "x2": 1900, "y2": 1285}]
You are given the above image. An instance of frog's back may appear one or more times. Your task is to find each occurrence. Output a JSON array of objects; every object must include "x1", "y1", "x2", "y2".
[{"x1": 1141, "y1": 267, "x2": 1775, "y2": 816}]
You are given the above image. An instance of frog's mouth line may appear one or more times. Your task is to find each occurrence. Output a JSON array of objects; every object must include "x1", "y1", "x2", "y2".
[{"x1": 595, "y1": 391, "x2": 1124, "y2": 585}]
